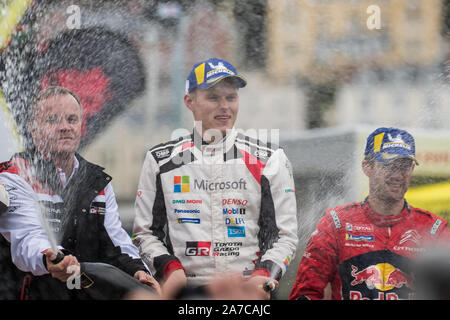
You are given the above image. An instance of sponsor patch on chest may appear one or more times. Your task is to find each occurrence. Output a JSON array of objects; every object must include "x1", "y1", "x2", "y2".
[
  {"x1": 346, "y1": 223, "x2": 374, "y2": 233},
  {"x1": 89, "y1": 201, "x2": 106, "y2": 215},
  {"x1": 346, "y1": 233, "x2": 375, "y2": 242}
]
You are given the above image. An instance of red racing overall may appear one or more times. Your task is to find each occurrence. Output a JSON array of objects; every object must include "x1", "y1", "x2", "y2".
[{"x1": 290, "y1": 199, "x2": 449, "y2": 300}]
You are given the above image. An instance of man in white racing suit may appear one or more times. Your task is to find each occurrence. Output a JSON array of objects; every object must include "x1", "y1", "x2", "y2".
[
  {"x1": 0, "y1": 86, "x2": 160, "y2": 299},
  {"x1": 133, "y1": 58, "x2": 298, "y2": 299}
]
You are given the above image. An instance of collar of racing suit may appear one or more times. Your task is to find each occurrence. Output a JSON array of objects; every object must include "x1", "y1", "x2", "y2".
[
  {"x1": 56, "y1": 156, "x2": 79, "y2": 188},
  {"x1": 361, "y1": 197, "x2": 411, "y2": 228},
  {"x1": 191, "y1": 127, "x2": 237, "y2": 155}
]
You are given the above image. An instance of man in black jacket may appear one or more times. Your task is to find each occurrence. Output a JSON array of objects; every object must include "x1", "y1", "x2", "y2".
[{"x1": 0, "y1": 86, "x2": 160, "y2": 299}]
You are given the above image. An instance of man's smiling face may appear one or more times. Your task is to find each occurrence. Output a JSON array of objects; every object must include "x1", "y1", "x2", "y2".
[
  {"x1": 185, "y1": 78, "x2": 239, "y2": 139},
  {"x1": 364, "y1": 157, "x2": 415, "y2": 204}
]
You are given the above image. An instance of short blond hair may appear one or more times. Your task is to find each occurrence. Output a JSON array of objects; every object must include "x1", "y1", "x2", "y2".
[{"x1": 30, "y1": 86, "x2": 82, "y2": 120}]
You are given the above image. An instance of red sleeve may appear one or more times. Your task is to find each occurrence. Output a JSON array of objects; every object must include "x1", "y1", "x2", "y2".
[
  {"x1": 251, "y1": 267, "x2": 271, "y2": 278},
  {"x1": 289, "y1": 213, "x2": 339, "y2": 300},
  {"x1": 163, "y1": 260, "x2": 185, "y2": 280}
]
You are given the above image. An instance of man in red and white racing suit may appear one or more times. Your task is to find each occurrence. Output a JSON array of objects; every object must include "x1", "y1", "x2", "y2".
[
  {"x1": 133, "y1": 58, "x2": 298, "y2": 299},
  {"x1": 290, "y1": 199, "x2": 449, "y2": 300},
  {"x1": 290, "y1": 127, "x2": 450, "y2": 300}
]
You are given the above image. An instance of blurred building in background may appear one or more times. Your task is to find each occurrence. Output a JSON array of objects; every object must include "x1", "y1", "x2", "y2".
[
  {"x1": 267, "y1": 0, "x2": 442, "y2": 82},
  {"x1": 264, "y1": 0, "x2": 450, "y2": 210},
  {"x1": 267, "y1": 0, "x2": 449, "y2": 128}
]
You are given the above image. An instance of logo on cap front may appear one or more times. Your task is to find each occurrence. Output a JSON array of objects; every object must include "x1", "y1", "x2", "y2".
[
  {"x1": 206, "y1": 61, "x2": 235, "y2": 82},
  {"x1": 383, "y1": 133, "x2": 412, "y2": 151},
  {"x1": 186, "y1": 58, "x2": 246, "y2": 93},
  {"x1": 366, "y1": 127, "x2": 418, "y2": 164}
]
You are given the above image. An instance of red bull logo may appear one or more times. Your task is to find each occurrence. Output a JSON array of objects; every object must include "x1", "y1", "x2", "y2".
[{"x1": 351, "y1": 263, "x2": 412, "y2": 291}]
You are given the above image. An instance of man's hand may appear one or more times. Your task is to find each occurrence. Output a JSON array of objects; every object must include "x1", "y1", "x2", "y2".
[
  {"x1": 247, "y1": 275, "x2": 279, "y2": 300},
  {"x1": 206, "y1": 274, "x2": 278, "y2": 300},
  {"x1": 134, "y1": 270, "x2": 162, "y2": 296},
  {"x1": 44, "y1": 249, "x2": 80, "y2": 282},
  {"x1": 161, "y1": 268, "x2": 187, "y2": 299}
]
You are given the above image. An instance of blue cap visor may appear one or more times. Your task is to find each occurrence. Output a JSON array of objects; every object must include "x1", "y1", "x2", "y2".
[
  {"x1": 374, "y1": 150, "x2": 419, "y2": 165},
  {"x1": 196, "y1": 74, "x2": 247, "y2": 90}
]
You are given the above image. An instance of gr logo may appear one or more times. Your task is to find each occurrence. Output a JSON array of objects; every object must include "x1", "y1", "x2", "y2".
[{"x1": 185, "y1": 241, "x2": 211, "y2": 256}]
